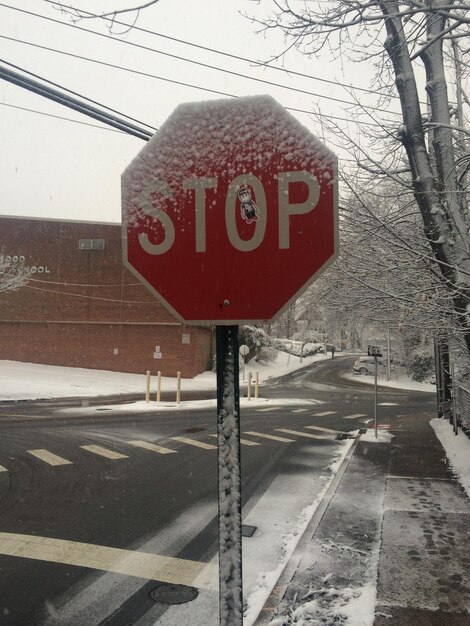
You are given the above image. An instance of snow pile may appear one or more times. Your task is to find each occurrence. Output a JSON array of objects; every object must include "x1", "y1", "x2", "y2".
[
  {"x1": 267, "y1": 583, "x2": 375, "y2": 625},
  {"x1": 431, "y1": 418, "x2": 470, "y2": 498},
  {"x1": 0, "y1": 352, "x2": 329, "y2": 402}
]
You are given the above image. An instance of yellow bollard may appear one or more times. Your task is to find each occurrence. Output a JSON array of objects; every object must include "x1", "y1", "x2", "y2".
[
  {"x1": 156, "y1": 371, "x2": 162, "y2": 403},
  {"x1": 255, "y1": 371, "x2": 259, "y2": 399},
  {"x1": 248, "y1": 372, "x2": 252, "y2": 401},
  {"x1": 176, "y1": 371, "x2": 181, "y2": 404},
  {"x1": 146, "y1": 370, "x2": 151, "y2": 403}
]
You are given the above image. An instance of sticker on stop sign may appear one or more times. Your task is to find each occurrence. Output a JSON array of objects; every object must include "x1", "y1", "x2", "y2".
[{"x1": 122, "y1": 95, "x2": 338, "y2": 325}]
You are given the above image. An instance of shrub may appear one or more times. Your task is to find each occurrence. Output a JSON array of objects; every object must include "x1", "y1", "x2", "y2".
[
  {"x1": 408, "y1": 351, "x2": 434, "y2": 382},
  {"x1": 238, "y1": 325, "x2": 274, "y2": 362},
  {"x1": 255, "y1": 346, "x2": 278, "y2": 363}
]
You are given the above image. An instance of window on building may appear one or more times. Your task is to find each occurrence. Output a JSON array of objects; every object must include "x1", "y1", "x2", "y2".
[{"x1": 79, "y1": 239, "x2": 105, "y2": 250}]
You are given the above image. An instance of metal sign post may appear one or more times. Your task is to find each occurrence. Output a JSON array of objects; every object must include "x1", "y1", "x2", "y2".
[
  {"x1": 374, "y1": 356, "x2": 378, "y2": 439},
  {"x1": 216, "y1": 325, "x2": 243, "y2": 626},
  {"x1": 239, "y1": 344, "x2": 249, "y2": 381},
  {"x1": 368, "y1": 345, "x2": 382, "y2": 439}
]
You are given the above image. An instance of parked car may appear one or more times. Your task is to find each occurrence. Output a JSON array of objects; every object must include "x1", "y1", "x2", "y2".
[{"x1": 353, "y1": 356, "x2": 378, "y2": 375}]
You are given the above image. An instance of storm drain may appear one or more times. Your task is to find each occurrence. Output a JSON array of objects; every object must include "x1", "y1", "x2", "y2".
[
  {"x1": 150, "y1": 582, "x2": 198, "y2": 605},
  {"x1": 242, "y1": 525, "x2": 257, "y2": 537},
  {"x1": 335, "y1": 433, "x2": 354, "y2": 440}
]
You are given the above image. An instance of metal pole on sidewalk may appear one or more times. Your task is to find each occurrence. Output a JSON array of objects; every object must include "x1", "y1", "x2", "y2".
[
  {"x1": 216, "y1": 325, "x2": 243, "y2": 626},
  {"x1": 374, "y1": 355, "x2": 378, "y2": 438},
  {"x1": 386, "y1": 327, "x2": 391, "y2": 381}
]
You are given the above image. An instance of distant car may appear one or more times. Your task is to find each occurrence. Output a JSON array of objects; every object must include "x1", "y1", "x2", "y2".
[{"x1": 353, "y1": 356, "x2": 378, "y2": 375}]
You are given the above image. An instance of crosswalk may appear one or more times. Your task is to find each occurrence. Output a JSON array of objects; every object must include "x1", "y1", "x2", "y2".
[{"x1": 0, "y1": 409, "x2": 371, "y2": 472}]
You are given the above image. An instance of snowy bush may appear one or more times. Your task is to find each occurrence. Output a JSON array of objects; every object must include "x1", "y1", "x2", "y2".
[
  {"x1": 255, "y1": 346, "x2": 278, "y2": 363},
  {"x1": 238, "y1": 325, "x2": 274, "y2": 362},
  {"x1": 408, "y1": 351, "x2": 434, "y2": 382}
]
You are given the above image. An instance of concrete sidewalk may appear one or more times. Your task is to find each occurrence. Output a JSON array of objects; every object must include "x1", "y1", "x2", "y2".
[{"x1": 254, "y1": 413, "x2": 470, "y2": 625}]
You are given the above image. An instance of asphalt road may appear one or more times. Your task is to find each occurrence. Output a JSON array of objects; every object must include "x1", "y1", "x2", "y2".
[{"x1": 0, "y1": 356, "x2": 435, "y2": 625}]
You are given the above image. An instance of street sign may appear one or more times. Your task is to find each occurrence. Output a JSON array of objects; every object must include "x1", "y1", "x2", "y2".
[
  {"x1": 239, "y1": 345, "x2": 249, "y2": 357},
  {"x1": 122, "y1": 95, "x2": 338, "y2": 324}
]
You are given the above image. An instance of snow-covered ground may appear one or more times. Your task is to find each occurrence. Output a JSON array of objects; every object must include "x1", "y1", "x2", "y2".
[
  {"x1": 0, "y1": 351, "x2": 329, "y2": 402},
  {"x1": 0, "y1": 351, "x2": 434, "y2": 403},
  {"x1": 1, "y1": 355, "x2": 468, "y2": 626}
]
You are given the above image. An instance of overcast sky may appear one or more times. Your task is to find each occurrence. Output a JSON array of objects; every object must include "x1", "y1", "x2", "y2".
[{"x1": 0, "y1": 0, "x2": 402, "y2": 223}]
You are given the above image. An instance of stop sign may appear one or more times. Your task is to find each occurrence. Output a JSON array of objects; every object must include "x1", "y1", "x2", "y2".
[{"x1": 122, "y1": 95, "x2": 338, "y2": 324}]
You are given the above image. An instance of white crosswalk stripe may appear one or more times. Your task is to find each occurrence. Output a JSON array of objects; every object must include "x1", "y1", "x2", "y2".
[
  {"x1": 171, "y1": 437, "x2": 217, "y2": 450},
  {"x1": 244, "y1": 431, "x2": 295, "y2": 443},
  {"x1": 305, "y1": 425, "x2": 347, "y2": 435},
  {"x1": 80, "y1": 445, "x2": 128, "y2": 460},
  {"x1": 342, "y1": 413, "x2": 367, "y2": 420},
  {"x1": 27, "y1": 449, "x2": 73, "y2": 466},
  {"x1": 209, "y1": 435, "x2": 261, "y2": 446},
  {"x1": 276, "y1": 428, "x2": 328, "y2": 440},
  {"x1": 313, "y1": 411, "x2": 337, "y2": 417},
  {"x1": 291, "y1": 408, "x2": 308, "y2": 413},
  {"x1": 256, "y1": 407, "x2": 278, "y2": 412},
  {"x1": 128, "y1": 440, "x2": 177, "y2": 454},
  {"x1": 0, "y1": 465, "x2": 7, "y2": 473}
]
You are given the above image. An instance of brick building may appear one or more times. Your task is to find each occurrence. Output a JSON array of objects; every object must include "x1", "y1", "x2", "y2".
[{"x1": 0, "y1": 216, "x2": 213, "y2": 378}]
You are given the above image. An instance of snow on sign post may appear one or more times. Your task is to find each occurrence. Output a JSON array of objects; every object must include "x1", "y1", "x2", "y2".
[{"x1": 122, "y1": 95, "x2": 338, "y2": 625}]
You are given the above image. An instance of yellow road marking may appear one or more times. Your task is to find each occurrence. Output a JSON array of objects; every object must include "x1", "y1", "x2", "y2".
[
  {"x1": 171, "y1": 437, "x2": 217, "y2": 450},
  {"x1": 244, "y1": 431, "x2": 295, "y2": 443},
  {"x1": 276, "y1": 428, "x2": 328, "y2": 440},
  {"x1": 0, "y1": 465, "x2": 8, "y2": 472},
  {"x1": 128, "y1": 440, "x2": 177, "y2": 454},
  {"x1": 0, "y1": 532, "x2": 218, "y2": 590},
  {"x1": 80, "y1": 445, "x2": 128, "y2": 460},
  {"x1": 27, "y1": 449, "x2": 73, "y2": 466}
]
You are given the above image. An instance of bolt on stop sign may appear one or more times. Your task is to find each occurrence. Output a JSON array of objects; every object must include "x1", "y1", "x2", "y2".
[{"x1": 122, "y1": 95, "x2": 338, "y2": 324}]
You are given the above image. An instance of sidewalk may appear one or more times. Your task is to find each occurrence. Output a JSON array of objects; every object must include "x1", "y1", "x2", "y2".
[{"x1": 254, "y1": 412, "x2": 470, "y2": 625}]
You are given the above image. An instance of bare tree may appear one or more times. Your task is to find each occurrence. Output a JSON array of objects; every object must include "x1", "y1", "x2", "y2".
[
  {"x1": 0, "y1": 254, "x2": 32, "y2": 293},
  {"x1": 256, "y1": 1, "x2": 470, "y2": 359},
  {"x1": 52, "y1": 1, "x2": 161, "y2": 31}
]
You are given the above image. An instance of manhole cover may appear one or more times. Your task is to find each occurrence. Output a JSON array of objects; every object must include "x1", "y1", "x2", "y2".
[{"x1": 150, "y1": 583, "x2": 198, "y2": 605}]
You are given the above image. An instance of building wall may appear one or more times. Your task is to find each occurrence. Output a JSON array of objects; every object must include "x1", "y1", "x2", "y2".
[{"x1": 0, "y1": 216, "x2": 213, "y2": 378}]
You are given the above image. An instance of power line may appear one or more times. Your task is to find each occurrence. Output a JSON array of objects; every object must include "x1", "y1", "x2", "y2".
[
  {"x1": 25, "y1": 283, "x2": 157, "y2": 304},
  {"x1": 0, "y1": 3, "x2": 404, "y2": 117},
  {"x1": 0, "y1": 62, "x2": 153, "y2": 140},
  {"x1": 0, "y1": 100, "x2": 129, "y2": 133},
  {"x1": 0, "y1": 56, "x2": 156, "y2": 132},
  {"x1": 40, "y1": 0, "x2": 404, "y2": 103},
  {"x1": 0, "y1": 41, "x2": 401, "y2": 132}
]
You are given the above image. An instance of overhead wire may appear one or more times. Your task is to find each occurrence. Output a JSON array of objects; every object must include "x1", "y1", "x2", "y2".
[
  {"x1": 0, "y1": 3, "x2": 405, "y2": 117},
  {"x1": 0, "y1": 57, "x2": 156, "y2": 133},
  {"x1": 39, "y1": 0, "x2": 409, "y2": 103},
  {"x1": 0, "y1": 61, "x2": 153, "y2": 140},
  {"x1": 0, "y1": 101, "x2": 129, "y2": 133}
]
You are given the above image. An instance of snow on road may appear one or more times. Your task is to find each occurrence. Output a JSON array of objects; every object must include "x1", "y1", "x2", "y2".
[{"x1": 1, "y1": 356, "x2": 468, "y2": 626}]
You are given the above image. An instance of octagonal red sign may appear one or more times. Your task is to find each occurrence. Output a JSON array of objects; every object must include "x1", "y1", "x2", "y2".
[{"x1": 122, "y1": 95, "x2": 338, "y2": 324}]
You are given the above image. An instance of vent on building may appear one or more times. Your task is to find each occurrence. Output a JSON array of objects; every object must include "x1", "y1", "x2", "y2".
[{"x1": 79, "y1": 239, "x2": 105, "y2": 250}]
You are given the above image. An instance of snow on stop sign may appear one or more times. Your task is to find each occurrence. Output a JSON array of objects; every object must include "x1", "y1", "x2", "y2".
[{"x1": 122, "y1": 95, "x2": 338, "y2": 324}]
